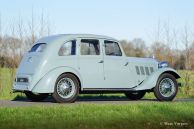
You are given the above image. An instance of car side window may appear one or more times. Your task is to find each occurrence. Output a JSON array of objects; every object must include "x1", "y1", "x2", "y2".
[
  {"x1": 58, "y1": 40, "x2": 76, "y2": 56},
  {"x1": 80, "y1": 39, "x2": 100, "y2": 55},
  {"x1": 104, "y1": 40, "x2": 122, "y2": 56}
]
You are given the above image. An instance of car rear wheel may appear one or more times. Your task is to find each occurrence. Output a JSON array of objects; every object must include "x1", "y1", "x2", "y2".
[
  {"x1": 24, "y1": 91, "x2": 49, "y2": 101},
  {"x1": 52, "y1": 73, "x2": 79, "y2": 103},
  {"x1": 125, "y1": 91, "x2": 146, "y2": 100},
  {"x1": 154, "y1": 73, "x2": 178, "y2": 101}
]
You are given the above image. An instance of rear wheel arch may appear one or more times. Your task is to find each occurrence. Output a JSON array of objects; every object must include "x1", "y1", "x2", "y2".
[
  {"x1": 53, "y1": 73, "x2": 80, "y2": 103},
  {"x1": 59, "y1": 72, "x2": 82, "y2": 91}
]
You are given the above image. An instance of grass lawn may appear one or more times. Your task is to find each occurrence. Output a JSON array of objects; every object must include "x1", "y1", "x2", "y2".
[{"x1": 0, "y1": 102, "x2": 194, "y2": 129}]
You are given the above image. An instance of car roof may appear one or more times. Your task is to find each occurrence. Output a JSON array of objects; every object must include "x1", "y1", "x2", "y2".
[{"x1": 36, "y1": 34, "x2": 119, "y2": 44}]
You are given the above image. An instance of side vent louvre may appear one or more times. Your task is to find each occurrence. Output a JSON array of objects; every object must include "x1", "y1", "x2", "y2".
[
  {"x1": 145, "y1": 67, "x2": 150, "y2": 75},
  {"x1": 140, "y1": 66, "x2": 145, "y2": 75},
  {"x1": 135, "y1": 66, "x2": 154, "y2": 76},
  {"x1": 150, "y1": 67, "x2": 154, "y2": 73},
  {"x1": 135, "y1": 66, "x2": 140, "y2": 75}
]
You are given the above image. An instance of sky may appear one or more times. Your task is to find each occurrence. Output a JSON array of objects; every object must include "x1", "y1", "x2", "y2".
[{"x1": 0, "y1": 0, "x2": 194, "y2": 46}]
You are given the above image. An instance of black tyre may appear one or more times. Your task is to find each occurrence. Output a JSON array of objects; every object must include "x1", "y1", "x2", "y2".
[
  {"x1": 52, "y1": 73, "x2": 79, "y2": 103},
  {"x1": 125, "y1": 91, "x2": 146, "y2": 100},
  {"x1": 154, "y1": 73, "x2": 178, "y2": 101},
  {"x1": 24, "y1": 91, "x2": 49, "y2": 101}
]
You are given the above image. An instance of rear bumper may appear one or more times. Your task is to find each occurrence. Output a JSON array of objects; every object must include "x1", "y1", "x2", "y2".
[
  {"x1": 13, "y1": 74, "x2": 33, "y2": 92},
  {"x1": 12, "y1": 82, "x2": 30, "y2": 92}
]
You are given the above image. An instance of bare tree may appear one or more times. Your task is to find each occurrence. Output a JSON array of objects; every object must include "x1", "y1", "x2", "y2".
[
  {"x1": 46, "y1": 15, "x2": 51, "y2": 36},
  {"x1": 0, "y1": 13, "x2": 2, "y2": 41},
  {"x1": 16, "y1": 15, "x2": 26, "y2": 59},
  {"x1": 39, "y1": 12, "x2": 53, "y2": 37},
  {"x1": 181, "y1": 24, "x2": 193, "y2": 95},
  {"x1": 120, "y1": 40, "x2": 135, "y2": 57},
  {"x1": 39, "y1": 11, "x2": 45, "y2": 37},
  {"x1": 0, "y1": 13, "x2": 2, "y2": 92},
  {"x1": 0, "y1": 13, "x2": 3, "y2": 56},
  {"x1": 182, "y1": 24, "x2": 192, "y2": 70},
  {"x1": 28, "y1": 8, "x2": 36, "y2": 45},
  {"x1": 132, "y1": 38, "x2": 147, "y2": 57}
]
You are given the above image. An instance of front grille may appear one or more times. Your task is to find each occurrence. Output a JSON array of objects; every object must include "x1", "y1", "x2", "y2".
[{"x1": 16, "y1": 78, "x2": 29, "y2": 83}]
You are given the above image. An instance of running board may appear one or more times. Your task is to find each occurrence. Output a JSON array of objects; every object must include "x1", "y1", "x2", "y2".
[
  {"x1": 83, "y1": 85, "x2": 138, "y2": 91},
  {"x1": 82, "y1": 88, "x2": 137, "y2": 92}
]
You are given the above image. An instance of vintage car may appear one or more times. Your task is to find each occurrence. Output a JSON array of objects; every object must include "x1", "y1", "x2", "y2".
[{"x1": 13, "y1": 34, "x2": 180, "y2": 103}]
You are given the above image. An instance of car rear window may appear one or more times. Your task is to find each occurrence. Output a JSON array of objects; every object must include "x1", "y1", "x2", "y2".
[{"x1": 29, "y1": 43, "x2": 46, "y2": 52}]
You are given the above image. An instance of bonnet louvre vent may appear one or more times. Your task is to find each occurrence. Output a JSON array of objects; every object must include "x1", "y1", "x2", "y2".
[
  {"x1": 135, "y1": 66, "x2": 140, "y2": 75},
  {"x1": 140, "y1": 66, "x2": 145, "y2": 75},
  {"x1": 145, "y1": 67, "x2": 150, "y2": 75},
  {"x1": 150, "y1": 67, "x2": 154, "y2": 73},
  {"x1": 135, "y1": 66, "x2": 154, "y2": 75}
]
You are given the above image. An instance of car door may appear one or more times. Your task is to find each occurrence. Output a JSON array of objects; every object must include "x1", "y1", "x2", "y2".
[
  {"x1": 78, "y1": 38, "x2": 104, "y2": 89},
  {"x1": 103, "y1": 40, "x2": 132, "y2": 89}
]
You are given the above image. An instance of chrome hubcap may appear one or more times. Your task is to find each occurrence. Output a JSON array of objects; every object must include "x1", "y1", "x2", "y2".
[
  {"x1": 56, "y1": 77, "x2": 75, "y2": 99},
  {"x1": 159, "y1": 78, "x2": 175, "y2": 97}
]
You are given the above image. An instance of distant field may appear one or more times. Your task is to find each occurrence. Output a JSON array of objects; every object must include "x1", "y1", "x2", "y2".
[{"x1": 0, "y1": 68, "x2": 194, "y2": 100}]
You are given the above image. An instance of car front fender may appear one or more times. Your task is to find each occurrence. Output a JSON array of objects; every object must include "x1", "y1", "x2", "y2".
[
  {"x1": 31, "y1": 67, "x2": 82, "y2": 93},
  {"x1": 134, "y1": 67, "x2": 180, "y2": 91}
]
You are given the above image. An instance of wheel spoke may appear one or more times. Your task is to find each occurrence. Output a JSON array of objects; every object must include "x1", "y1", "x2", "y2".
[
  {"x1": 159, "y1": 78, "x2": 175, "y2": 98},
  {"x1": 56, "y1": 77, "x2": 76, "y2": 99}
]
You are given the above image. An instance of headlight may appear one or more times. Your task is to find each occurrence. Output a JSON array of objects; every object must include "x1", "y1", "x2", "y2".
[{"x1": 158, "y1": 61, "x2": 169, "y2": 68}]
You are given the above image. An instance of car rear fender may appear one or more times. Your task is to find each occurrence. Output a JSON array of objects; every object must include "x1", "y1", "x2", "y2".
[{"x1": 31, "y1": 67, "x2": 82, "y2": 93}]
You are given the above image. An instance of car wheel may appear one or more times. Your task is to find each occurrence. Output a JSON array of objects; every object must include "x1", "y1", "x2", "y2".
[
  {"x1": 24, "y1": 91, "x2": 49, "y2": 101},
  {"x1": 154, "y1": 73, "x2": 178, "y2": 101},
  {"x1": 125, "y1": 91, "x2": 146, "y2": 100},
  {"x1": 52, "y1": 73, "x2": 79, "y2": 103}
]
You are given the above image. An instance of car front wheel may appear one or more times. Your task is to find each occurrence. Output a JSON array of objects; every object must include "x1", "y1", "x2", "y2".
[
  {"x1": 154, "y1": 73, "x2": 178, "y2": 101},
  {"x1": 52, "y1": 73, "x2": 79, "y2": 103},
  {"x1": 24, "y1": 91, "x2": 49, "y2": 101},
  {"x1": 125, "y1": 91, "x2": 146, "y2": 100}
]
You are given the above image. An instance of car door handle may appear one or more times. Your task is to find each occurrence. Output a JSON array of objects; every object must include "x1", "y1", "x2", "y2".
[
  {"x1": 99, "y1": 60, "x2": 104, "y2": 63},
  {"x1": 124, "y1": 62, "x2": 129, "y2": 66}
]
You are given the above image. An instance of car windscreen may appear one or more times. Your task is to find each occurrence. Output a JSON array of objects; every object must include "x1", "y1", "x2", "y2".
[{"x1": 29, "y1": 43, "x2": 46, "y2": 52}]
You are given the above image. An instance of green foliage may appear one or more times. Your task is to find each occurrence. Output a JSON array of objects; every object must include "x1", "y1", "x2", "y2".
[
  {"x1": 177, "y1": 70, "x2": 194, "y2": 95},
  {"x1": 0, "y1": 68, "x2": 23, "y2": 99}
]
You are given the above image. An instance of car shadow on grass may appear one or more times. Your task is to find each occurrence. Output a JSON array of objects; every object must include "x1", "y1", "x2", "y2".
[{"x1": 12, "y1": 94, "x2": 157, "y2": 103}]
